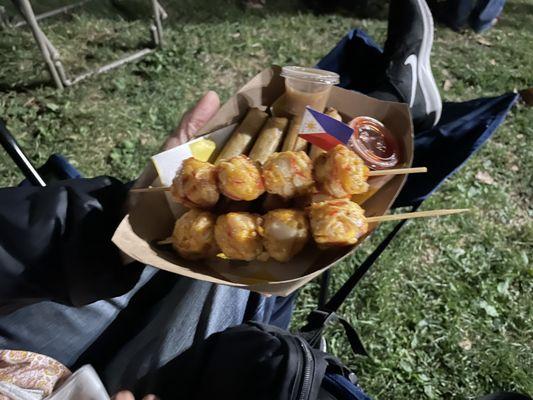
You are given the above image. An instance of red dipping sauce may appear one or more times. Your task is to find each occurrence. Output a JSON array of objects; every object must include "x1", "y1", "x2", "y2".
[{"x1": 347, "y1": 117, "x2": 400, "y2": 170}]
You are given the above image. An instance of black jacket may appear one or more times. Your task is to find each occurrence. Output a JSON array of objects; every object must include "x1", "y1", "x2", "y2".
[{"x1": 0, "y1": 177, "x2": 143, "y2": 312}]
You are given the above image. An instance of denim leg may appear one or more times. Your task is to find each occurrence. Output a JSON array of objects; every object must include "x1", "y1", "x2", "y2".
[
  {"x1": 101, "y1": 278, "x2": 252, "y2": 394},
  {"x1": 469, "y1": 0, "x2": 506, "y2": 32},
  {"x1": 0, "y1": 267, "x2": 157, "y2": 367}
]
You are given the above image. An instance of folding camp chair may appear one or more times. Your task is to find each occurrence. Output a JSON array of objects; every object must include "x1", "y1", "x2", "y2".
[{"x1": 4, "y1": 0, "x2": 167, "y2": 89}]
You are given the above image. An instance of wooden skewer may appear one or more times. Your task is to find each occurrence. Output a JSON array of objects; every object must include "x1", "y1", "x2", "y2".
[
  {"x1": 131, "y1": 186, "x2": 171, "y2": 193},
  {"x1": 131, "y1": 167, "x2": 428, "y2": 193},
  {"x1": 368, "y1": 167, "x2": 427, "y2": 176},
  {"x1": 157, "y1": 237, "x2": 173, "y2": 245},
  {"x1": 366, "y1": 208, "x2": 469, "y2": 223}
]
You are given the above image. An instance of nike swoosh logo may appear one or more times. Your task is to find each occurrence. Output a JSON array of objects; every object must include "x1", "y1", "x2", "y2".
[{"x1": 404, "y1": 54, "x2": 417, "y2": 108}]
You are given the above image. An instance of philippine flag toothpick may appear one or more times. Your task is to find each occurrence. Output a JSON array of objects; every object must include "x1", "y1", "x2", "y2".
[{"x1": 298, "y1": 107, "x2": 354, "y2": 151}]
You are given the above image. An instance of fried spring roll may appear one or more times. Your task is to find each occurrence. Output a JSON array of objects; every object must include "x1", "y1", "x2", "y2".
[
  {"x1": 307, "y1": 199, "x2": 368, "y2": 246},
  {"x1": 172, "y1": 209, "x2": 219, "y2": 260},
  {"x1": 216, "y1": 108, "x2": 268, "y2": 162},
  {"x1": 309, "y1": 107, "x2": 343, "y2": 161},
  {"x1": 281, "y1": 115, "x2": 306, "y2": 152},
  {"x1": 249, "y1": 117, "x2": 289, "y2": 164},
  {"x1": 249, "y1": 116, "x2": 291, "y2": 210},
  {"x1": 309, "y1": 145, "x2": 325, "y2": 161},
  {"x1": 325, "y1": 106, "x2": 342, "y2": 120},
  {"x1": 260, "y1": 209, "x2": 310, "y2": 262}
]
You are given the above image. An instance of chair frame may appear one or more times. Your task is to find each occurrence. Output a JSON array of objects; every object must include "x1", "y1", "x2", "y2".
[{"x1": 7, "y1": 0, "x2": 167, "y2": 89}]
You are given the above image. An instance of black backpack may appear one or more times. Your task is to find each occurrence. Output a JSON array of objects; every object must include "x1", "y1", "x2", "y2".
[{"x1": 150, "y1": 321, "x2": 370, "y2": 400}]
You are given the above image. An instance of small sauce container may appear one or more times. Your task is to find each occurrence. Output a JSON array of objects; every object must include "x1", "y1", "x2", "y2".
[
  {"x1": 348, "y1": 116, "x2": 400, "y2": 170},
  {"x1": 271, "y1": 66, "x2": 339, "y2": 117}
]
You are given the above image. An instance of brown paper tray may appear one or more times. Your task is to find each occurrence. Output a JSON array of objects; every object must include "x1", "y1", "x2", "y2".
[{"x1": 112, "y1": 66, "x2": 413, "y2": 296}]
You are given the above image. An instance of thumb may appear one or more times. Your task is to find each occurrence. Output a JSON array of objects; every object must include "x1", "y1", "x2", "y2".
[{"x1": 164, "y1": 91, "x2": 220, "y2": 150}]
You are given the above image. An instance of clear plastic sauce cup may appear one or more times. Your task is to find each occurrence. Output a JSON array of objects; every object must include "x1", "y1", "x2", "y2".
[
  {"x1": 347, "y1": 116, "x2": 400, "y2": 170},
  {"x1": 272, "y1": 66, "x2": 339, "y2": 117}
]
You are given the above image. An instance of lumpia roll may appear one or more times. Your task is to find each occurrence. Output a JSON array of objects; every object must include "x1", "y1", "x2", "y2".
[
  {"x1": 260, "y1": 209, "x2": 310, "y2": 262},
  {"x1": 307, "y1": 199, "x2": 368, "y2": 246},
  {"x1": 215, "y1": 108, "x2": 269, "y2": 162},
  {"x1": 309, "y1": 107, "x2": 342, "y2": 161},
  {"x1": 171, "y1": 157, "x2": 219, "y2": 209},
  {"x1": 314, "y1": 144, "x2": 369, "y2": 198},
  {"x1": 257, "y1": 117, "x2": 296, "y2": 208},
  {"x1": 249, "y1": 117, "x2": 288, "y2": 164},
  {"x1": 215, "y1": 212, "x2": 264, "y2": 261},
  {"x1": 262, "y1": 151, "x2": 314, "y2": 198},
  {"x1": 325, "y1": 106, "x2": 342, "y2": 120},
  {"x1": 172, "y1": 209, "x2": 219, "y2": 260},
  {"x1": 294, "y1": 137, "x2": 309, "y2": 152},
  {"x1": 281, "y1": 115, "x2": 306, "y2": 152},
  {"x1": 217, "y1": 155, "x2": 265, "y2": 201},
  {"x1": 309, "y1": 144, "x2": 325, "y2": 162}
]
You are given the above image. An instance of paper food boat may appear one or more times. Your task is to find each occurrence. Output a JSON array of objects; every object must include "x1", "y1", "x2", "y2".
[{"x1": 112, "y1": 66, "x2": 414, "y2": 296}]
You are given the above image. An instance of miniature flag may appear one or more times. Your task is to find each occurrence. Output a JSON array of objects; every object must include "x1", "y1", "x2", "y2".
[{"x1": 298, "y1": 107, "x2": 354, "y2": 151}]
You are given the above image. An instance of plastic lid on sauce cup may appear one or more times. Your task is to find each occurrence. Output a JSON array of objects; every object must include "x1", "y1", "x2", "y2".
[
  {"x1": 280, "y1": 66, "x2": 339, "y2": 85},
  {"x1": 348, "y1": 117, "x2": 400, "y2": 170}
]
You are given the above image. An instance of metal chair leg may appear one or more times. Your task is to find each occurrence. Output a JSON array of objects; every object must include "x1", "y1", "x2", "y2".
[
  {"x1": 10, "y1": 0, "x2": 168, "y2": 89},
  {"x1": 151, "y1": 0, "x2": 165, "y2": 46},
  {"x1": 14, "y1": 0, "x2": 64, "y2": 89},
  {"x1": 0, "y1": 119, "x2": 46, "y2": 187},
  {"x1": 12, "y1": 0, "x2": 91, "y2": 28},
  {"x1": 318, "y1": 270, "x2": 330, "y2": 308},
  {"x1": 0, "y1": 6, "x2": 10, "y2": 28}
]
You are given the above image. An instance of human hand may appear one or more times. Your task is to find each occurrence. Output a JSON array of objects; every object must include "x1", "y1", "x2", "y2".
[{"x1": 162, "y1": 90, "x2": 220, "y2": 150}]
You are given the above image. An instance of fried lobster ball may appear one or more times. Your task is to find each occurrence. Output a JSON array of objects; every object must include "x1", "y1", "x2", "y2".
[
  {"x1": 216, "y1": 155, "x2": 265, "y2": 201},
  {"x1": 214, "y1": 212, "x2": 264, "y2": 261},
  {"x1": 261, "y1": 209, "x2": 310, "y2": 262},
  {"x1": 314, "y1": 144, "x2": 369, "y2": 198},
  {"x1": 262, "y1": 151, "x2": 314, "y2": 199},
  {"x1": 171, "y1": 209, "x2": 219, "y2": 260},
  {"x1": 171, "y1": 158, "x2": 220, "y2": 209},
  {"x1": 307, "y1": 199, "x2": 368, "y2": 246}
]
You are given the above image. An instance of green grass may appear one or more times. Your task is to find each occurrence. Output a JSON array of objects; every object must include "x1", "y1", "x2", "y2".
[{"x1": 1, "y1": 0, "x2": 532, "y2": 398}]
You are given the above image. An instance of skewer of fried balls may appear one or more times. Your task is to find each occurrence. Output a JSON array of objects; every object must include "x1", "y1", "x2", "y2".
[
  {"x1": 168, "y1": 208, "x2": 309, "y2": 262},
  {"x1": 132, "y1": 145, "x2": 427, "y2": 206},
  {"x1": 165, "y1": 199, "x2": 468, "y2": 262}
]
